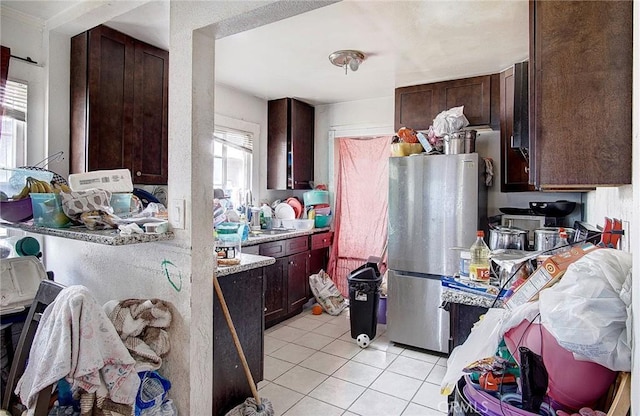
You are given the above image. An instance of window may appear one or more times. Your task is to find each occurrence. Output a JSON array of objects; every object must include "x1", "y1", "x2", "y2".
[
  {"x1": 1, "y1": 79, "x2": 27, "y2": 188},
  {"x1": 213, "y1": 127, "x2": 252, "y2": 207}
]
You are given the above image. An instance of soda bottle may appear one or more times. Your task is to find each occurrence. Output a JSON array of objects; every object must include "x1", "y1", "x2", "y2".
[{"x1": 469, "y1": 230, "x2": 491, "y2": 282}]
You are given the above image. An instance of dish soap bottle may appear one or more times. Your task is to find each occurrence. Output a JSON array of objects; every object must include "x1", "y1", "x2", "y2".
[{"x1": 469, "y1": 230, "x2": 490, "y2": 282}]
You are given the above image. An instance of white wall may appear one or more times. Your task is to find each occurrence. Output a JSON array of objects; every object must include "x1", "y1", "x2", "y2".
[
  {"x1": 0, "y1": 9, "x2": 48, "y2": 167},
  {"x1": 214, "y1": 83, "x2": 267, "y2": 204}
]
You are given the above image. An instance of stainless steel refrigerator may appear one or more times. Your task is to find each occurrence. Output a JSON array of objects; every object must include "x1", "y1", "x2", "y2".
[{"x1": 387, "y1": 153, "x2": 487, "y2": 353}]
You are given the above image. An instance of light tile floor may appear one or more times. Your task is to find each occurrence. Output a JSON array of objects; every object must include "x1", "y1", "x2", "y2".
[{"x1": 259, "y1": 306, "x2": 450, "y2": 416}]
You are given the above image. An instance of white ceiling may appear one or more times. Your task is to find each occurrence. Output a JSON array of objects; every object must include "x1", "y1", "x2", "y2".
[{"x1": 2, "y1": 0, "x2": 529, "y2": 106}]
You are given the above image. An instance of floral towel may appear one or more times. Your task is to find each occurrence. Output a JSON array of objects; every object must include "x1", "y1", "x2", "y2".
[{"x1": 15, "y1": 285, "x2": 140, "y2": 414}]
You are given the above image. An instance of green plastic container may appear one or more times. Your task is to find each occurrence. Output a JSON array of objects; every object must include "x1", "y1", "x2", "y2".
[
  {"x1": 30, "y1": 193, "x2": 71, "y2": 228},
  {"x1": 314, "y1": 214, "x2": 332, "y2": 228}
]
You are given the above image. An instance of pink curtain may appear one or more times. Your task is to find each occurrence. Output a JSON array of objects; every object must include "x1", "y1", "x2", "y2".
[{"x1": 327, "y1": 135, "x2": 391, "y2": 295}]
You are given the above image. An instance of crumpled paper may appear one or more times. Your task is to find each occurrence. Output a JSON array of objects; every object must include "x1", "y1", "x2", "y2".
[
  {"x1": 432, "y1": 106, "x2": 469, "y2": 137},
  {"x1": 118, "y1": 223, "x2": 144, "y2": 235}
]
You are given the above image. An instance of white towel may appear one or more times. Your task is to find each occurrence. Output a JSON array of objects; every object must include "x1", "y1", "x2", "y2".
[{"x1": 15, "y1": 285, "x2": 140, "y2": 414}]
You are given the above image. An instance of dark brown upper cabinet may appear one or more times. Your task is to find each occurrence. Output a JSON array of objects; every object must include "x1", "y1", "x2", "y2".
[
  {"x1": 70, "y1": 25, "x2": 168, "y2": 185},
  {"x1": 395, "y1": 74, "x2": 500, "y2": 132},
  {"x1": 500, "y1": 62, "x2": 534, "y2": 192},
  {"x1": 267, "y1": 98, "x2": 314, "y2": 190},
  {"x1": 528, "y1": 0, "x2": 632, "y2": 191}
]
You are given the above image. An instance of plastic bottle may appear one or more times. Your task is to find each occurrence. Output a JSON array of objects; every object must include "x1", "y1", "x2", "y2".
[
  {"x1": 261, "y1": 204, "x2": 272, "y2": 230},
  {"x1": 552, "y1": 231, "x2": 570, "y2": 255},
  {"x1": 469, "y1": 230, "x2": 491, "y2": 282}
]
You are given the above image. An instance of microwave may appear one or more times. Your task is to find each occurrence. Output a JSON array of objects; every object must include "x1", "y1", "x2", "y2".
[{"x1": 501, "y1": 214, "x2": 546, "y2": 248}]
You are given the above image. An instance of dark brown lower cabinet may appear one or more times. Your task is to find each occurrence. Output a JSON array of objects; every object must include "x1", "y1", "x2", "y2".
[
  {"x1": 263, "y1": 258, "x2": 287, "y2": 324},
  {"x1": 213, "y1": 268, "x2": 264, "y2": 416},
  {"x1": 287, "y1": 251, "x2": 310, "y2": 313},
  {"x1": 260, "y1": 233, "x2": 335, "y2": 328},
  {"x1": 448, "y1": 303, "x2": 488, "y2": 353}
]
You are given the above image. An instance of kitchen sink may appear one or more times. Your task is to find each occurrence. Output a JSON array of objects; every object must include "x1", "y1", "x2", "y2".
[{"x1": 249, "y1": 229, "x2": 293, "y2": 237}]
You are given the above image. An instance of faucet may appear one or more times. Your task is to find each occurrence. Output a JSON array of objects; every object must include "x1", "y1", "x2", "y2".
[{"x1": 245, "y1": 189, "x2": 253, "y2": 207}]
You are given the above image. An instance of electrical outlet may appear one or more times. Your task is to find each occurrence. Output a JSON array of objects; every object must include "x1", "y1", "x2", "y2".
[
  {"x1": 171, "y1": 199, "x2": 185, "y2": 229},
  {"x1": 620, "y1": 220, "x2": 630, "y2": 252}
]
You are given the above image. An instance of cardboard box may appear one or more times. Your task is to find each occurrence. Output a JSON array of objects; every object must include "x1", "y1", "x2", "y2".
[
  {"x1": 504, "y1": 243, "x2": 599, "y2": 310},
  {"x1": 68, "y1": 169, "x2": 133, "y2": 193}
]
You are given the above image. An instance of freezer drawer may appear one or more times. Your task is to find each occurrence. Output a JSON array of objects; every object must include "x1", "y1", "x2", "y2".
[{"x1": 387, "y1": 269, "x2": 449, "y2": 353}]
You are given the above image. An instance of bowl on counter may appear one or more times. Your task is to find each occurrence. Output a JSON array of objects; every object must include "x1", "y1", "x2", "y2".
[
  {"x1": 314, "y1": 214, "x2": 332, "y2": 228},
  {"x1": 281, "y1": 218, "x2": 314, "y2": 230},
  {"x1": 0, "y1": 197, "x2": 34, "y2": 223}
]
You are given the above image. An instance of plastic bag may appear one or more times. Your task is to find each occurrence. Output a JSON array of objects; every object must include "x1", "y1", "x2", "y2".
[
  {"x1": 538, "y1": 249, "x2": 632, "y2": 371},
  {"x1": 440, "y1": 307, "x2": 506, "y2": 395},
  {"x1": 309, "y1": 269, "x2": 347, "y2": 316},
  {"x1": 432, "y1": 106, "x2": 469, "y2": 136}
]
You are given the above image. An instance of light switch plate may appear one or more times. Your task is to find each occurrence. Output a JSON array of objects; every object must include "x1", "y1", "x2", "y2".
[{"x1": 171, "y1": 199, "x2": 185, "y2": 229}]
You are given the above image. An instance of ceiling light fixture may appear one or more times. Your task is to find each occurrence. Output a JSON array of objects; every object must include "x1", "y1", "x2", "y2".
[{"x1": 329, "y1": 50, "x2": 366, "y2": 75}]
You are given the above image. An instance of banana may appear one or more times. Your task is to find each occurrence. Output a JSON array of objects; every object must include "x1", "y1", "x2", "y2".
[
  {"x1": 28, "y1": 177, "x2": 40, "y2": 194},
  {"x1": 39, "y1": 180, "x2": 53, "y2": 193},
  {"x1": 11, "y1": 184, "x2": 30, "y2": 200},
  {"x1": 52, "y1": 181, "x2": 72, "y2": 193}
]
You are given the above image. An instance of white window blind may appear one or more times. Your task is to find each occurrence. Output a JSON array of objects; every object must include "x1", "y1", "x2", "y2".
[
  {"x1": 1, "y1": 80, "x2": 28, "y2": 122},
  {"x1": 213, "y1": 127, "x2": 253, "y2": 152}
]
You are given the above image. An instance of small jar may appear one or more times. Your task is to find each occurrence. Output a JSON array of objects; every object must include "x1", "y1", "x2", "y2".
[
  {"x1": 459, "y1": 250, "x2": 471, "y2": 278},
  {"x1": 215, "y1": 224, "x2": 241, "y2": 260}
]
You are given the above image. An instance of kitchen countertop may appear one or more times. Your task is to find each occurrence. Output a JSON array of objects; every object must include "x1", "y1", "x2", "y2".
[
  {"x1": 1, "y1": 221, "x2": 174, "y2": 245},
  {"x1": 242, "y1": 227, "x2": 331, "y2": 246},
  {"x1": 441, "y1": 288, "x2": 503, "y2": 308},
  {"x1": 216, "y1": 253, "x2": 276, "y2": 276}
]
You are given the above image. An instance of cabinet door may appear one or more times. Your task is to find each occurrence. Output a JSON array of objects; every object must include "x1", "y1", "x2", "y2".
[
  {"x1": 290, "y1": 99, "x2": 314, "y2": 190},
  {"x1": 213, "y1": 269, "x2": 264, "y2": 416},
  {"x1": 132, "y1": 41, "x2": 169, "y2": 184},
  {"x1": 287, "y1": 251, "x2": 309, "y2": 313},
  {"x1": 500, "y1": 66, "x2": 533, "y2": 192},
  {"x1": 85, "y1": 25, "x2": 135, "y2": 173},
  {"x1": 264, "y1": 258, "x2": 287, "y2": 327},
  {"x1": 439, "y1": 74, "x2": 498, "y2": 129},
  {"x1": 529, "y1": 0, "x2": 632, "y2": 190},
  {"x1": 308, "y1": 249, "x2": 327, "y2": 300},
  {"x1": 394, "y1": 84, "x2": 439, "y2": 132},
  {"x1": 267, "y1": 98, "x2": 288, "y2": 190}
]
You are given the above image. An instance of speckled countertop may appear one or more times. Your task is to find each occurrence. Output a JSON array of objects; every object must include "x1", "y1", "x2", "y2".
[
  {"x1": 441, "y1": 288, "x2": 503, "y2": 308},
  {"x1": 242, "y1": 227, "x2": 331, "y2": 246},
  {"x1": 216, "y1": 253, "x2": 276, "y2": 276},
  {"x1": 1, "y1": 221, "x2": 174, "y2": 245}
]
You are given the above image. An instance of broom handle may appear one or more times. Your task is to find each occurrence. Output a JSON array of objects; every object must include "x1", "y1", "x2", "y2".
[{"x1": 213, "y1": 274, "x2": 262, "y2": 406}]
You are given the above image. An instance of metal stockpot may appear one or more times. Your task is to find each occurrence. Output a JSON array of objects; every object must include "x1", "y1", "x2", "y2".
[
  {"x1": 443, "y1": 130, "x2": 477, "y2": 154},
  {"x1": 489, "y1": 227, "x2": 528, "y2": 250},
  {"x1": 443, "y1": 132, "x2": 465, "y2": 154},
  {"x1": 534, "y1": 227, "x2": 575, "y2": 251}
]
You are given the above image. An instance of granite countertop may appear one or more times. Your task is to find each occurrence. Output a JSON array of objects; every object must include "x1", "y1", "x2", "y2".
[
  {"x1": 216, "y1": 253, "x2": 276, "y2": 276},
  {"x1": 1, "y1": 221, "x2": 174, "y2": 246},
  {"x1": 441, "y1": 288, "x2": 503, "y2": 308},
  {"x1": 242, "y1": 226, "x2": 331, "y2": 247}
]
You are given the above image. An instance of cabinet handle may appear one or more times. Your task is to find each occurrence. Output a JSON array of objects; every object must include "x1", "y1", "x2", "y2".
[
  {"x1": 264, "y1": 307, "x2": 267, "y2": 312},
  {"x1": 136, "y1": 171, "x2": 142, "y2": 176},
  {"x1": 290, "y1": 261, "x2": 294, "y2": 265},
  {"x1": 510, "y1": 135, "x2": 515, "y2": 148},
  {"x1": 525, "y1": 166, "x2": 530, "y2": 174}
]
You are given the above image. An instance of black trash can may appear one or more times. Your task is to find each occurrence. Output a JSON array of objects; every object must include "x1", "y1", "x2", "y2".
[{"x1": 348, "y1": 257, "x2": 382, "y2": 339}]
